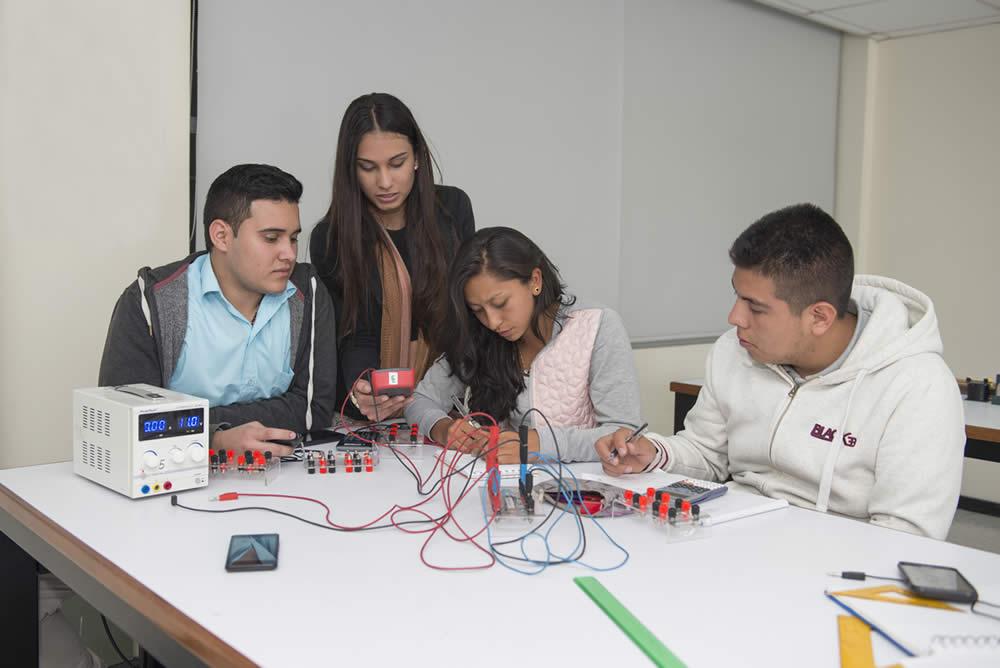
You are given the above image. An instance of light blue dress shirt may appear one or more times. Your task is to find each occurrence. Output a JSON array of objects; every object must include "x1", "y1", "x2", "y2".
[{"x1": 168, "y1": 254, "x2": 297, "y2": 407}]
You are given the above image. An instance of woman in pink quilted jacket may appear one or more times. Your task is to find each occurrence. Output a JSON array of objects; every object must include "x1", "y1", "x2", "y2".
[{"x1": 404, "y1": 227, "x2": 642, "y2": 463}]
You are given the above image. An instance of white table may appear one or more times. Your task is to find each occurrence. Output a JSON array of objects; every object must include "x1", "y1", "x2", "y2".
[{"x1": 2, "y1": 452, "x2": 999, "y2": 667}]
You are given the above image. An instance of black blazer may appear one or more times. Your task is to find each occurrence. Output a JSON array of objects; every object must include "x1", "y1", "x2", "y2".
[{"x1": 309, "y1": 185, "x2": 475, "y2": 414}]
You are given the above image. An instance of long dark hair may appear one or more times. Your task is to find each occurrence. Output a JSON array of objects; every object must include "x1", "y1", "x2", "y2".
[
  {"x1": 446, "y1": 227, "x2": 575, "y2": 422},
  {"x1": 320, "y1": 93, "x2": 449, "y2": 343}
]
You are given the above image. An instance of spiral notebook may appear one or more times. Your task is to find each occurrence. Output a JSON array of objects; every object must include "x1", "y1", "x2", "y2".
[{"x1": 833, "y1": 593, "x2": 1000, "y2": 665}]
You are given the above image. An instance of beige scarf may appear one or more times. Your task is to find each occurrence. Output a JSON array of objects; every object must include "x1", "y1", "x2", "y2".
[{"x1": 377, "y1": 230, "x2": 431, "y2": 381}]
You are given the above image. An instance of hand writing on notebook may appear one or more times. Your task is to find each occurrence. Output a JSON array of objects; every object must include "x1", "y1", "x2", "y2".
[{"x1": 595, "y1": 428, "x2": 656, "y2": 475}]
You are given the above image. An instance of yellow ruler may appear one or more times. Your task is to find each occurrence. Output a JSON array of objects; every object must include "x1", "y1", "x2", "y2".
[
  {"x1": 837, "y1": 615, "x2": 904, "y2": 668},
  {"x1": 838, "y1": 615, "x2": 875, "y2": 668},
  {"x1": 830, "y1": 584, "x2": 958, "y2": 611}
]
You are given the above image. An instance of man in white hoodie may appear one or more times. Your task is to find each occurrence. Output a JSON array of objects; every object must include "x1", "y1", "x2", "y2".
[{"x1": 597, "y1": 204, "x2": 964, "y2": 539}]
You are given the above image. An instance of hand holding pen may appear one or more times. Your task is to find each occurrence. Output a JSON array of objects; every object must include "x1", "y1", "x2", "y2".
[
  {"x1": 594, "y1": 422, "x2": 655, "y2": 476},
  {"x1": 434, "y1": 390, "x2": 488, "y2": 454}
]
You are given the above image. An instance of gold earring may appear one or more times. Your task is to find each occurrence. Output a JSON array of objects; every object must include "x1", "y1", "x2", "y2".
[{"x1": 534, "y1": 287, "x2": 540, "y2": 295}]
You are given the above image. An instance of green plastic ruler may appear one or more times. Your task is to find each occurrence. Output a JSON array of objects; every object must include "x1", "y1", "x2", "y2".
[{"x1": 574, "y1": 576, "x2": 686, "y2": 668}]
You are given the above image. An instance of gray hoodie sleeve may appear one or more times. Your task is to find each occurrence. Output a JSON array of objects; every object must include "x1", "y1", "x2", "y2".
[
  {"x1": 405, "y1": 356, "x2": 467, "y2": 440},
  {"x1": 98, "y1": 280, "x2": 165, "y2": 387},
  {"x1": 535, "y1": 309, "x2": 643, "y2": 463}
]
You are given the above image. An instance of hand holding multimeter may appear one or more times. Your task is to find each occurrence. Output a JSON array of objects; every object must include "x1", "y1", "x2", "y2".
[{"x1": 350, "y1": 369, "x2": 414, "y2": 421}]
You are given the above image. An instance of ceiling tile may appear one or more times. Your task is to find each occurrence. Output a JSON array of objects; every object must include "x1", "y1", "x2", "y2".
[
  {"x1": 828, "y1": 0, "x2": 1000, "y2": 33},
  {"x1": 782, "y1": 0, "x2": 880, "y2": 10},
  {"x1": 881, "y1": 14, "x2": 1000, "y2": 38},
  {"x1": 806, "y1": 12, "x2": 874, "y2": 34},
  {"x1": 753, "y1": 0, "x2": 811, "y2": 14}
]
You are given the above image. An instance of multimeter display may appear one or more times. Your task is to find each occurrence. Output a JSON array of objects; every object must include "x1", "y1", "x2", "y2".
[{"x1": 138, "y1": 408, "x2": 205, "y2": 441}]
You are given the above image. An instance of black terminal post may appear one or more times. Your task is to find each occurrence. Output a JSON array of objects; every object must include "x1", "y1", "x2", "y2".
[{"x1": 518, "y1": 425, "x2": 533, "y2": 512}]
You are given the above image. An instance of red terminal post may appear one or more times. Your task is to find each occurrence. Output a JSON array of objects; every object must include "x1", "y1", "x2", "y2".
[
  {"x1": 364, "y1": 454, "x2": 373, "y2": 473},
  {"x1": 646, "y1": 487, "x2": 656, "y2": 500},
  {"x1": 623, "y1": 490, "x2": 634, "y2": 505},
  {"x1": 209, "y1": 448, "x2": 216, "y2": 458},
  {"x1": 659, "y1": 491, "x2": 671, "y2": 505},
  {"x1": 319, "y1": 457, "x2": 327, "y2": 474},
  {"x1": 639, "y1": 495, "x2": 649, "y2": 512},
  {"x1": 658, "y1": 503, "x2": 668, "y2": 520},
  {"x1": 681, "y1": 499, "x2": 692, "y2": 513},
  {"x1": 345, "y1": 455, "x2": 354, "y2": 473},
  {"x1": 227, "y1": 449, "x2": 235, "y2": 462}
]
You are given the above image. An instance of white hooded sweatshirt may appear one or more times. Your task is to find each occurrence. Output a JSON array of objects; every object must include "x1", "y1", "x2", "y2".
[{"x1": 647, "y1": 275, "x2": 964, "y2": 539}]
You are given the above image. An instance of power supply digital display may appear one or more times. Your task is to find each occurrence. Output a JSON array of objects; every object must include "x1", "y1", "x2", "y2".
[{"x1": 138, "y1": 408, "x2": 205, "y2": 441}]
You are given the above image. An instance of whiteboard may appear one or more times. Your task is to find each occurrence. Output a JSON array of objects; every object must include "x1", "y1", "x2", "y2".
[{"x1": 195, "y1": 0, "x2": 839, "y2": 343}]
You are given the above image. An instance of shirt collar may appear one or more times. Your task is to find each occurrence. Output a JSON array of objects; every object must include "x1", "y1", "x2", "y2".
[
  {"x1": 199, "y1": 254, "x2": 298, "y2": 301},
  {"x1": 199, "y1": 254, "x2": 223, "y2": 297}
]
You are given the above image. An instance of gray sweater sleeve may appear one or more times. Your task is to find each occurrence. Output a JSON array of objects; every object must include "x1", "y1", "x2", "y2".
[
  {"x1": 534, "y1": 309, "x2": 642, "y2": 463},
  {"x1": 405, "y1": 356, "x2": 467, "y2": 441}
]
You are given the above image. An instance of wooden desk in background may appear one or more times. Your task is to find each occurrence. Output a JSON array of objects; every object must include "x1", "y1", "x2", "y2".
[{"x1": 669, "y1": 380, "x2": 1000, "y2": 516}]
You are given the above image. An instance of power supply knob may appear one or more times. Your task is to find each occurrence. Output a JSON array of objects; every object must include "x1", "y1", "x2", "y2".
[
  {"x1": 188, "y1": 443, "x2": 206, "y2": 463},
  {"x1": 169, "y1": 448, "x2": 185, "y2": 464},
  {"x1": 142, "y1": 451, "x2": 160, "y2": 470}
]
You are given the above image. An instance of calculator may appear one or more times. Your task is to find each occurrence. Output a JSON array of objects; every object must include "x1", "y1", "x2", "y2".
[{"x1": 656, "y1": 478, "x2": 728, "y2": 504}]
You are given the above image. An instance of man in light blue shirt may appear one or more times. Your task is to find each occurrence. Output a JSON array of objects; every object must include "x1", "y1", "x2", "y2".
[
  {"x1": 170, "y1": 251, "x2": 299, "y2": 408},
  {"x1": 100, "y1": 163, "x2": 338, "y2": 454}
]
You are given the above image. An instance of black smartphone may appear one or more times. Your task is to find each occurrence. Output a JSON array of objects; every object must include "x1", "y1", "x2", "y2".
[
  {"x1": 898, "y1": 561, "x2": 977, "y2": 603},
  {"x1": 303, "y1": 430, "x2": 344, "y2": 447},
  {"x1": 225, "y1": 534, "x2": 279, "y2": 572},
  {"x1": 268, "y1": 433, "x2": 302, "y2": 448}
]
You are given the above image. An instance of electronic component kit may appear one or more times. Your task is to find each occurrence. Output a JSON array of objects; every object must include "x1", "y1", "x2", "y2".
[{"x1": 209, "y1": 448, "x2": 282, "y2": 484}]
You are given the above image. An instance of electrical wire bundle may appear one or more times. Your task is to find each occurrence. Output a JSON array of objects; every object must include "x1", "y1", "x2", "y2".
[{"x1": 171, "y1": 370, "x2": 631, "y2": 574}]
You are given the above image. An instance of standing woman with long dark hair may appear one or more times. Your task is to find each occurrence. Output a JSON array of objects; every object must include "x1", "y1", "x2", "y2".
[
  {"x1": 310, "y1": 93, "x2": 474, "y2": 420},
  {"x1": 405, "y1": 227, "x2": 641, "y2": 463}
]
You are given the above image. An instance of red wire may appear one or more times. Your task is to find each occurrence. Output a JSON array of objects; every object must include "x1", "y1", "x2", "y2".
[{"x1": 231, "y1": 379, "x2": 510, "y2": 570}]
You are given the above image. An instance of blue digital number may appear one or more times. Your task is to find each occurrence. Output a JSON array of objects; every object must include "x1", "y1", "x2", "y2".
[
  {"x1": 144, "y1": 420, "x2": 166, "y2": 433},
  {"x1": 176, "y1": 415, "x2": 201, "y2": 429}
]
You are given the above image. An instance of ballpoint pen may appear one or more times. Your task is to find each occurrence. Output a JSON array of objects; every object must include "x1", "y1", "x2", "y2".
[{"x1": 610, "y1": 422, "x2": 648, "y2": 463}]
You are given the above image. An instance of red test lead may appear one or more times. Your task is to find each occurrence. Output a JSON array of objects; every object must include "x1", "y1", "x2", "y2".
[{"x1": 210, "y1": 492, "x2": 239, "y2": 502}]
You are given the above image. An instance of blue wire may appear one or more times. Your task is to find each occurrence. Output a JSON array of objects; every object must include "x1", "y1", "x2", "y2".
[
  {"x1": 531, "y1": 454, "x2": 629, "y2": 571},
  {"x1": 483, "y1": 454, "x2": 629, "y2": 574}
]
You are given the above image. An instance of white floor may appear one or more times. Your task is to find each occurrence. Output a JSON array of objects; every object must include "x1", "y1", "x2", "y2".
[{"x1": 947, "y1": 508, "x2": 1000, "y2": 554}]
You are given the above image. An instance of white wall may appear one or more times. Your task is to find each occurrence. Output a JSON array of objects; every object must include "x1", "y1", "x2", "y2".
[
  {"x1": 0, "y1": 1, "x2": 190, "y2": 469},
  {"x1": 837, "y1": 23, "x2": 1000, "y2": 504},
  {"x1": 866, "y1": 23, "x2": 1000, "y2": 380}
]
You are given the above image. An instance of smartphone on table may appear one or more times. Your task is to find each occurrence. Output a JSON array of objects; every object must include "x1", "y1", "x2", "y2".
[
  {"x1": 225, "y1": 534, "x2": 279, "y2": 572},
  {"x1": 897, "y1": 561, "x2": 977, "y2": 603}
]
